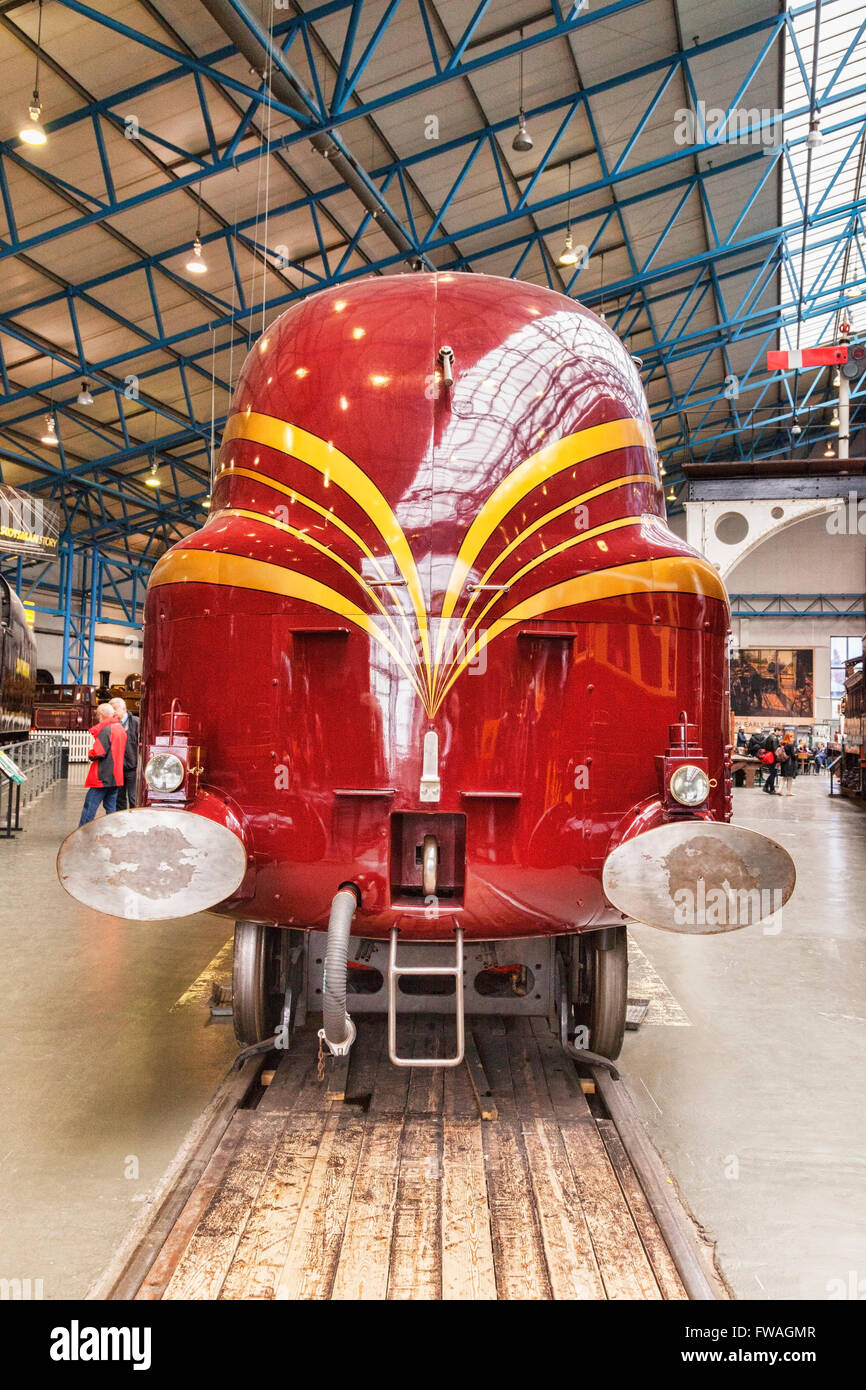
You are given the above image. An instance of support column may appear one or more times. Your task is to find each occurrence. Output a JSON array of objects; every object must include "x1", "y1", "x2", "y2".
[{"x1": 60, "y1": 540, "x2": 74, "y2": 684}]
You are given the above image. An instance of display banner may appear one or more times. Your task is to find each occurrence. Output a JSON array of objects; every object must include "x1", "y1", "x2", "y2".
[{"x1": 0, "y1": 485, "x2": 60, "y2": 558}]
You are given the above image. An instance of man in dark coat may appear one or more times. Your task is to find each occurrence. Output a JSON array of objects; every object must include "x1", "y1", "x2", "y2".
[
  {"x1": 111, "y1": 696, "x2": 139, "y2": 811},
  {"x1": 79, "y1": 703, "x2": 127, "y2": 824},
  {"x1": 762, "y1": 728, "x2": 780, "y2": 795}
]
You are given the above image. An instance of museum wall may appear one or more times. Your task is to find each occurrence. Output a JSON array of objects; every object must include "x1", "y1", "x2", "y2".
[{"x1": 726, "y1": 512, "x2": 865, "y2": 727}]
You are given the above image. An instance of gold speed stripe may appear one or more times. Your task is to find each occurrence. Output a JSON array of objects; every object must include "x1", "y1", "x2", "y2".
[
  {"x1": 450, "y1": 515, "x2": 643, "y2": 670},
  {"x1": 149, "y1": 547, "x2": 430, "y2": 707},
  {"x1": 215, "y1": 508, "x2": 418, "y2": 667},
  {"x1": 431, "y1": 555, "x2": 729, "y2": 714},
  {"x1": 469, "y1": 473, "x2": 657, "y2": 603},
  {"x1": 223, "y1": 411, "x2": 432, "y2": 699},
  {"x1": 433, "y1": 416, "x2": 657, "y2": 670},
  {"x1": 221, "y1": 465, "x2": 413, "y2": 620},
  {"x1": 437, "y1": 472, "x2": 657, "y2": 675}
]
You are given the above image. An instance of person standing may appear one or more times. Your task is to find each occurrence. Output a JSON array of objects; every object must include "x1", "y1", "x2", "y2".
[
  {"x1": 111, "y1": 696, "x2": 139, "y2": 811},
  {"x1": 78, "y1": 703, "x2": 127, "y2": 825},
  {"x1": 763, "y1": 728, "x2": 781, "y2": 794},
  {"x1": 779, "y1": 734, "x2": 797, "y2": 796}
]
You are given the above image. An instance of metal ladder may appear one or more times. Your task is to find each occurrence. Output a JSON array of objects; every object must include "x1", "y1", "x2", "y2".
[{"x1": 387, "y1": 927, "x2": 465, "y2": 1067}]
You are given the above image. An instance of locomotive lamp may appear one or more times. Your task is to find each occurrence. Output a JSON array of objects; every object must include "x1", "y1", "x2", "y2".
[
  {"x1": 144, "y1": 751, "x2": 185, "y2": 794},
  {"x1": 669, "y1": 764, "x2": 710, "y2": 806},
  {"x1": 143, "y1": 699, "x2": 203, "y2": 805},
  {"x1": 657, "y1": 712, "x2": 713, "y2": 814}
]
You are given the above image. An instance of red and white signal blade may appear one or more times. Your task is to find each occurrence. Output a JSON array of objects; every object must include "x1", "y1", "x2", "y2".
[{"x1": 767, "y1": 345, "x2": 848, "y2": 369}]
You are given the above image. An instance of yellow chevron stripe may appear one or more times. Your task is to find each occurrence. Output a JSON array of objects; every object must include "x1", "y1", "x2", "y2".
[
  {"x1": 437, "y1": 472, "x2": 657, "y2": 676},
  {"x1": 223, "y1": 412, "x2": 432, "y2": 699},
  {"x1": 431, "y1": 555, "x2": 728, "y2": 714},
  {"x1": 149, "y1": 547, "x2": 429, "y2": 706},
  {"x1": 451, "y1": 515, "x2": 644, "y2": 669},
  {"x1": 470, "y1": 473, "x2": 657, "y2": 600},
  {"x1": 217, "y1": 508, "x2": 417, "y2": 666},
  {"x1": 220, "y1": 467, "x2": 408, "y2": 593},
  {"x1": 433, "y1": 416, "x2": 657, "y2": 674}
]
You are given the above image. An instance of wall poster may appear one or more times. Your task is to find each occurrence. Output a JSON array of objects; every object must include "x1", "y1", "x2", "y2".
[{"x1": 731, "y1": 648, "x2": 814, "y2": 720}]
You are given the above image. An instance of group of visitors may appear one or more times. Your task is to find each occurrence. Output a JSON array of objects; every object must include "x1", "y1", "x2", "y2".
[
  {"x1": 78, "y1": 697, "x2": 139, "y2": 826},
  {"x1": 735, "y1": 726, "x2": 829, "y2": 796}
]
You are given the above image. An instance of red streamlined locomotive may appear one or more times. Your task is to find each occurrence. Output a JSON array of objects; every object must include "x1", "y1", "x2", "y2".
[{"x1": 59, "y1": 274, "x2": 795, "y2": 1063}]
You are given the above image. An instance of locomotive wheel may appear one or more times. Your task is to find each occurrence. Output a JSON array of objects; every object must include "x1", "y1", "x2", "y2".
[
  {"x1": 232, "y1": 921, "x2": 286, "y2": 1047},
  {"x1": 574, "y1": 926, "x2": 628, "y2": 1060}
]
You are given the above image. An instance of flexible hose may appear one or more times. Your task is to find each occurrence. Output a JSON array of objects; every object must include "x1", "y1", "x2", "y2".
[{"x1": 321, "y1": 883, "x2": 360, "y2": 1051}]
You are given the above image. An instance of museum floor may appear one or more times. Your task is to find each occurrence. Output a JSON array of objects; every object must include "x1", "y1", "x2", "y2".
[{"x1": 0, "y1": 771, "x2": 862, "y2": 1299}]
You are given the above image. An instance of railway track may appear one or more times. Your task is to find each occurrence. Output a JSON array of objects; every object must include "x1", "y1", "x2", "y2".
[{"x1": 91, "y1": 1015, "x2": 728, "y2": 1302}]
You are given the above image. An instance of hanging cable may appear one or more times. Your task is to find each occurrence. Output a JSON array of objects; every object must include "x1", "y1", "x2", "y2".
[{"x1": 260, "y1": 0, "x2": 275, "y2": 336}]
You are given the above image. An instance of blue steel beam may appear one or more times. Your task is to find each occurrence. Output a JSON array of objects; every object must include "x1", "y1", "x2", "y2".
[{"x1": 1, "y1": 0, "x2": 862, "y2": 547}]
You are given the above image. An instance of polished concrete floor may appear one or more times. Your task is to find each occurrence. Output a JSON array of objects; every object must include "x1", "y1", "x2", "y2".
[
  {"x1": 0, "y1": 771, "x2": 863, "y2": 1299},
  {"x1": 0, "y1": 771, "x2": 236, "y2": 1300},
  {"x1": 621, "y1": 774, "x2": 866, "y2": 1301}
]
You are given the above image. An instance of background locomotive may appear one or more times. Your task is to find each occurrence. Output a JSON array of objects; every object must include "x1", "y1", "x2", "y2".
[
  {"x1": 0, "y1": 574, "x2": 36, "y2": 740},
  {"x1": 59, "y1": 274, "x2": 795, "y2": 1063}
]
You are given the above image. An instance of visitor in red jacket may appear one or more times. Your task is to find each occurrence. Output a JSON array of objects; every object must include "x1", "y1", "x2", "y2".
[{"x1": 78, "y1": 704, "x2": 127, "y2": 825}]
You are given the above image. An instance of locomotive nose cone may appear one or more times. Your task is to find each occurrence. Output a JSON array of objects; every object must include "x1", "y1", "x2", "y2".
[
  {"x1": 57, "y1": 808, "x2": 248, "y2": 921},
  {"x1": 602, "y1": 821, "x2": 796, "y2": 934}
]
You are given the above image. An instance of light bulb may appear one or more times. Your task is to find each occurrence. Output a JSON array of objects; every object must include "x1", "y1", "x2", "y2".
[
  {"x1": 805, "y1": 117, "x2": 822, "y2": 150},
  {"x1": 77, "y1": 381, "x2": 94, "y2": 406},
  {"x1": 558, "y1": 233, "x2": 579, "y2": 267},
  {"x1": 19, "y1": 96, "x2": 46, "y2": 146},
  {"x1": 145, "y1": 463, "x2": 161, "y2": 488},
  {"x1": 40, "y1": 413, "x2": 57, "y2": 445},
  {"x1": 186, "y1": 235, "x2": 207, "y2": 274},
  {"x1": 512, "y1": 111, "x2": 533, "y2": 152}
]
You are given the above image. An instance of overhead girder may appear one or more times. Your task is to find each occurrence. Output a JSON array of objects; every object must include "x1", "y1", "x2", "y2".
[{"x1": 0, "y1": 0, "x2": 864, "y2": 548}]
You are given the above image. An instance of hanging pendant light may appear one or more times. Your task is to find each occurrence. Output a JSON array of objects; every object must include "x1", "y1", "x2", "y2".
[
  {"x1": 186, "y1": 234, "x2": 207, "y2": 275},
  {"x1": 77, "y1": 380, "x2": 94, "y2": 406},
  {"x1": 830, "y1": 409, "x2": 839, "y2": 427},
  {"x1": 186, "y1": 183, "x2": 207, "y2": 274},
  {"x1": 19, "y1": 97, "x2": 46, "y2": 146},
  {"x1": 824, "y1": 442, "x2": 835, "y2": 457},
  {"x1": 805, "y1": 116, "x2": 822, "y2": 150},
  {"x1": 145, "y1": 461, "x2": 161, "y2": 488},
  {"x1": 558, "y1": 161, "x2": 578, "y2": 266},
  {"x1": 558, "y1": 233, "x2": 579, "y2": 267},
  {"x1": 791, "y1": 416, "x2": 802, "y2": 436},
  {"x1": 511, "y1": 31, "x2": 533, "y2": 151},
  {"x1": 40, "y1": 412, "x2": 57, "y2": 446},
  {"x1": 19, "y1": 2, "x2": 47, "y2": 146}
]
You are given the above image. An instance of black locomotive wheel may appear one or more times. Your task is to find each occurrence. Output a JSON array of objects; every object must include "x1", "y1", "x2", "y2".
[
  {"x1": 574, "y1": 925, "x2": 629, "y2": 1060},
  {"x1": 231, "y1": 921, "x2": 286, "y2": 1047}
]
